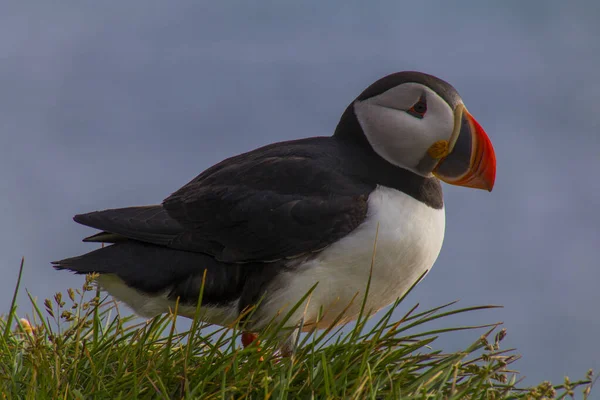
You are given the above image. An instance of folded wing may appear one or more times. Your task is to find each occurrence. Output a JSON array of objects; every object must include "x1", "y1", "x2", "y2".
[{"x1": 72, "y1": 139, "x2": 373, "y2": 263}]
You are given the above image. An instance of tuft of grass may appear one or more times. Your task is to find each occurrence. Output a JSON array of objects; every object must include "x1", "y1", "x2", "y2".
[{"x1": 0, "y1": 261, "x2": 595, "y2": 399}]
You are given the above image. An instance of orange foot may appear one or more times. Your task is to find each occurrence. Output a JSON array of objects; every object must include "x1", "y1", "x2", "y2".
[
  {"x1": 241, "y1": 332, "x2": 263, "y2": 361},
  {"x1": 241, "y1": 331, "x2": 259, "y2": 348}
]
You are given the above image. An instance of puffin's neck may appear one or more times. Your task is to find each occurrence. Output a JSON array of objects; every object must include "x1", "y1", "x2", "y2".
[{"x1": 333, "y1": 104, "x2": 444, "y2": 209}]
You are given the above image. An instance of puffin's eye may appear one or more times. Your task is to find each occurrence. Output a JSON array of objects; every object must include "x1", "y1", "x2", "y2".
[{"x1": 407, "y1": 98, "x2": 427, "y2": 119}]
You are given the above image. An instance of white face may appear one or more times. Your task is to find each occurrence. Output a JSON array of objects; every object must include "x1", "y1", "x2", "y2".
[{"x1": 353, "y1": 82, "x2": 458, "y2": 177}]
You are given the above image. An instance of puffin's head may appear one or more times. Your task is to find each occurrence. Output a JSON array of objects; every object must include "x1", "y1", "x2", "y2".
[{"x1": 340, "y1": 71, "x2": 496, "y2": 191}]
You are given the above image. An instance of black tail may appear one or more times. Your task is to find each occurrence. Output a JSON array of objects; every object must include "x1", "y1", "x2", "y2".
[
  {"x1": 52, "y1": 242, "x2": 257, "y2": 307},
  {"x1": 73, "y1": 205, "x2": 183, "y2": 246}
]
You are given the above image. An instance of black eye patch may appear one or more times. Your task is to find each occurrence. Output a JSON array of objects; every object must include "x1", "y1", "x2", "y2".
[{"x1": 407, "y1": 96, "x2": 427, "y2": 119}]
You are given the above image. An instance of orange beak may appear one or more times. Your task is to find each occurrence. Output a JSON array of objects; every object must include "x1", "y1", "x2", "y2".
[{"x1": 433, "y1": 106, "x2": 496, "y2": 191}]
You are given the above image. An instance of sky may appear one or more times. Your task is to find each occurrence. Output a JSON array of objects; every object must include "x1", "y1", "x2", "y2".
[{"x1": 1, "y1": 1, "x2": 598, "y2": 388}]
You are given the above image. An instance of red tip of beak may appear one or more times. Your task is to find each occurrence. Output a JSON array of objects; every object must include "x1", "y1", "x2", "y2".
[{"x1": 464, "y1": 111, "x2": 496, "y2": 191}]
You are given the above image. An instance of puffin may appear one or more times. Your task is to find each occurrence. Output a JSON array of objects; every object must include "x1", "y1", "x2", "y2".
[{"x1": 53, "y1": 71, "x2": 496, "y2": 352}]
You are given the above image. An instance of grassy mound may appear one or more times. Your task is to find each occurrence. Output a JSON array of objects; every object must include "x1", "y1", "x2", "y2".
[{"x1": 1, "y1": 259, "x2": 594, "y2": 399}]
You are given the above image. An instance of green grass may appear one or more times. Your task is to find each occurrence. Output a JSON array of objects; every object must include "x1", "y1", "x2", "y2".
[{"x1": 0, "y1": 259, "x2": 595, "y2": 399}]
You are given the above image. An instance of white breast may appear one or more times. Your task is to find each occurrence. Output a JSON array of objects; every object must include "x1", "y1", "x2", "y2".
[{"x1": 256, "y1": 185, "x2": 445, "y2": 330}]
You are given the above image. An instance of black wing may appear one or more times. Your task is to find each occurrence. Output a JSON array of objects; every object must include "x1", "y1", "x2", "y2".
[{"x1": 74, "y1": 138, "x2": 373, "y2": 263}]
